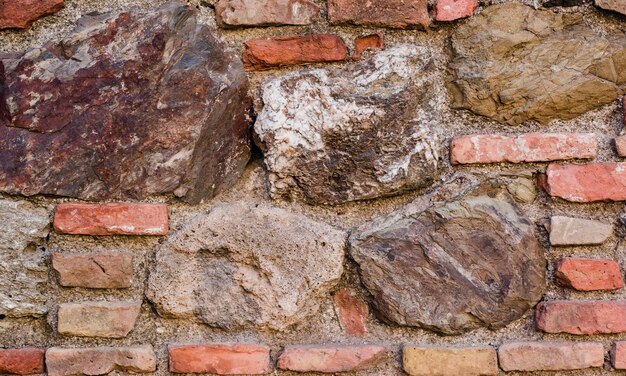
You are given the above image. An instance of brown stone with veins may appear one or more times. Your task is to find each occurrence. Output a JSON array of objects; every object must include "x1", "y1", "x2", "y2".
[
  {"x1": 0, "y1": 2, "x2": 251, "y2": 204},
  {"x1": 0, "y1": 0, "x2": 64, "y2": 29}
]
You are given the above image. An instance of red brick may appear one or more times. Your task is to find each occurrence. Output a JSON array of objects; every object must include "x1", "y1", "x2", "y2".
[
  {"x1": 612, "y1": 341, "x2": 626, "y2": 369},
  {"x1": 169, "y1": 344, "x2": 270, "y2": 374},
  {"x1": 328, "y1": 0, "x2": 429, "y2": 29},
  {"x1": 615, "y1": 136, "x2": 626, "y2": 157},
  {"x1": 556, "y1": 258, "x2": 623, "y2": 291},
  {"x1": 450, "y1": 133, "x2": 597, "y2": 165},
  {"x1": 333, "y1": 289, "x2": 368, "y2": 336},
  {"x1": 434, "y1": 0, "x2": 478, "y2": 21},
  {"x1": 46, "y1": 346, "x2": 156, "y2": 376},
  {"x1": 536, "y1": 300, "x2": 626, "y2": 334},
  {"x1": 277, "y1": 344, "x2": 386, "y2": 373},
  {"x1": 54, "y1": 203, "x2": 168, "y2": 235},
  {"x1": 0, "y1": 348, "x2": 45, "y2": 375},
  {"x1": 52, "y1": 251, "x2": 133, "y2": 289},
  {"x1": 352, "y1": 33, "x2": 384, "y2": 61},
  {"x1": 0, "y1": 0, "x2": 64, "y2": 29},
  {"x1": 242, "y1": 34, "x2": 347, "y2": 71},
  {"x1": 547, "y1": 162, "x2": 626, "y2": 202},
  {"x1": 498, "y1": 342, "x2": 604, "y2": 371}
]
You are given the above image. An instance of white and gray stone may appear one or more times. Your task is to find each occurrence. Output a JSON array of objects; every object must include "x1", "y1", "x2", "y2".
[{"x1": 549, "y1": 216, "x2": 613, "y2": 246}]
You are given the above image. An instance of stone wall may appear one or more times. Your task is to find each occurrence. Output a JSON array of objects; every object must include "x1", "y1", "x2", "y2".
[{"x1": 0, "y1": 0, "x2": 625, "y2": 375}]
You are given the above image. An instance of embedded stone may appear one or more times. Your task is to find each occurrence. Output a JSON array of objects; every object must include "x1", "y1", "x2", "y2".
[
  {"x1": 0, "y1": 2, "x2": 251, "y2": 204},
  {"x1": 549, "y1": 216, "x2": 613, "y2": 245},
  {"x1": 448, "y1": 3, "x2": 626, "y2": 125},
  {"x1": 57, "y1": 301, "x2": 142, "y2": 338},
  {"x1": 52, "y1": 251, "x2": 133, "y2": 289},
  {"x1": 146, "y1": 203, "x2": 345, "y2": 330},
  {"x1": 215, "y1": 0, "x2": 319, "y2": 26},
  {"x1": 349, "y1": 177, "x2": 547, "y2": 334},
  {"x1": 0, "y1": 200, "x2": 49, "y2": 318},
  {"x1": 0, "y1": 0, "x2": 64, "y2": 29},
  {"x1": 45, "y1": 346, "x2": 156, "y2": 376},
  {"x1": 254, "y1": 45, "x2": 444, "y2": 205},
  {"x1": 595, "y1": 0, "x2": 626, "y2": 15}
]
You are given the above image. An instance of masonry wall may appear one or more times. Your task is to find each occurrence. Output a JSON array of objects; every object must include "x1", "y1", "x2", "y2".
[{"x1": 0, "y1": 0, "x2": 625, "y2": 375}]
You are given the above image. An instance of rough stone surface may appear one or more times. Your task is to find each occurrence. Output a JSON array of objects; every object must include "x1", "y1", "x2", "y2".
[
  {"x1": 328, "y1": 0, "x2": 429, "y2": 29},
  {"x1": 0, "y1": 2, "x2": 251, "y2": 204},
  {"x1": 549, "y1": 216, "x2": 613, "y2": 245},
  {"x1": 0, "y1": 348, "x2": 45, "y2": 375},
  {"x1": 333, "y1": 289, "x2": 368, "y2": 336},
  {"x1": 352, "y1": 33, "x2": 384, "y2": 61},
  {"x1": 616, "y1": 136, "x2": 626, "y2": 157},
  {"x1": 242, "y1": 34, "x2": 347, "y2": 70},
  {"x1": 147, "y1": 203, "x2": 345, "y2": 330},
  {"x1": 254, "y1": 45, "x2": 443, "y2": 205},
  {"x1": 57, "y1": 301, "x2": 142, "y2": 338},
  {"x1": 547, "y1": 163, "x2": 626, "y2": 202},
  {"x1": 0, "y1": 0, "x2": 64, "y2": 29},
  {"x1": 498, "y1": 342, "x2": 604, "y2": 371},
  {"x1": 215, "y1": 0, "x2": 319, "y2": 27},
  {"x1": 53, "y1": 203, "x2": 168, "y2": 236},
  {"x1": 448, "y1": 3, "x2": 626, "y2": 125},
  {"x1": 556, "y1": 258, "x2": 624, "y2": 291},
  {"x1": 403, "y1": 346, "x2": 498, "y2": 376},
  {"x1": 0, "y1": 199, "x2": 49, "y2": 318},
  {"x1": 536, "y1": 300, "x2": 626, "y2": 334},
  {"x1": 349, "y1": 178, "x2": 547, "y2": 334},
  {"x1": 450, "y1": 133, "x2": 597, "y2": 164},
  {"x1": 277, "y1": 345, "x2": 387, "y2": 373},
  {"x1": 168, "y1": 344, "x2": 270, "y2": 374},
  {"x1": 612, "y1": 341, "x2": 626, "y2": 369},
  {"x1": 434, "y1": 0, "x2": 478, "y2": 21},
  {"x1": 596, "y1": 0, "x2": 626, "y2": 15},
  {"x1": 52, "y1": 251, "x2": 133, "y2": 289},
  {"x1": 45, "y1": 346, "x2": 156, "y2": 376}
]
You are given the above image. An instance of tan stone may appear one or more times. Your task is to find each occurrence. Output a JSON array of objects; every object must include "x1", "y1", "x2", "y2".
[
  {"x1": 596, "y1": 0, "x2": 626, "y2": 15},
  {"x1": 57, "y1": 301, "x2": 141, "y2": 338},
  {"x1": 216, "y1": 0, "x2": 319, "y2": 26},
  {"x1": 550, "y1": 216, "x2": 613, "y2": 245},
  {"x1": 403, "y1": 346, "x2": 498, "y2": 376}
]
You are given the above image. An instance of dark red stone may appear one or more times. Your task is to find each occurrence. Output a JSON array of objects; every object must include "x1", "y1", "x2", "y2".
[
  {"x1": 0, "y1": 0, "x2": 64, "y2": 29},
  {"x1": 0, "y1": 2, "x2": 251, "y2": 204}
]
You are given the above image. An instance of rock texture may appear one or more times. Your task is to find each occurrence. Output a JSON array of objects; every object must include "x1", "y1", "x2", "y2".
[
  {"x1": 147, "y1": 203, "x2": 345, "y2": 330},
  {"x1": 549, "y1": 216, "x2": 613, "y2": 245},
  {"x1": 328, "y1": 0, "x2": 429, "y2": 29},
  {"x1": 57, "y1": 301, "x2": 142, "y2": 338},
  {"x1": 0, "y1": 0, "x2": 64, "y2": 29},
  {"x1": 0, "y1": 2, "x2": 251, "y2": 204},
  {"x1": 254, "y1": 45, "x2": 443, "y2": 205},
  {"x1": 45, "y1": 346, "x2": 156, "y2": 376},
  {"x1": 52, "y1": 251, "x2": 133, "y2": 289},
  {"x1": 0, "y1": 200, "x2": 49, "y2": 318},
  {"x1": 448, "y1": 3, "x2": 626, "y2": 125},
  {"x1": 596, "y1": 0, "x2": 626, "y2": 15},
  {"x1": 349, "y1": 177, "x2": 547, "y2": 334},
  {"x1": 216, "y1": 0, "x2": 319, "y2": 27}
]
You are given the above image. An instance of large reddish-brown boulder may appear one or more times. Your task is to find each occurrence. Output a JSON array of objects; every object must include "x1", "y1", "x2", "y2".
[
  {"x1": 0, "y1": 2, "x2": 251, "y2": 204},
  {"x1": 0, "y1": 0, "x2": 64, "y2": 29}
]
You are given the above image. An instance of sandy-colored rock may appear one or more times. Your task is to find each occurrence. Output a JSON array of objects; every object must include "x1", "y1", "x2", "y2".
[
  {"x1": 0, "y1": 200, "x2": 49, "y2": 318},
  {"x1": 403, "y1": 346, "x2": 498, "y2": 376},
  {"x1": 254, "y1": 45, "x2": 443, "y2": 205},
  {"x1": 498, "y1": 342, "x2": 604, "y2": 371},
  {"x1": 277, "y1": 345, "x2": 387, "y2": 373},
  {"x1": 506, "y1": 177, "x2": 536, "y2": 203},
  {"x1": 536, "y1": 300, "x2": 626, "y2": 334},
  {"x1": 549, "y1": 216, "x2": 613, "y2": 245},
  {"x1": 147, "y1": 203, "x2": 345, "y2": 330},
  {"x1": 556, "y1": 258, "x2": 623, "y2": 291},
  {"x1": 596, "y1": 0, "x2": 626, "y2": 15},
  {"x1": 216, "y1": 0, "x2": 319, "y2": 26},
  {"x1": 0, "y1": 0, "x2": 64, "y2": 29},
  {"x1": 45, "y1": 346, "x2": 156, "y2": 376},
  {"x1": 57, "y1": 301, "x2": 141, "y2": 338},
  {"x1": 449, "y1": 3, "x2": 626, "y2": 125},
  {"x1": 0, "y1": 2, "x2": 251, "y2": 204},
  {"x1": 328, "y1": 0, "x2": 429, "y2": 29},
  {"x1": 169, "y1": 344, "x2": 270, "y2": 374},
  {"x1": 52, "y1": 251, "x2": 133, "y2": 289},
  {"x1": 349, "y1": 178, "x2": 546, "y2": 334}
]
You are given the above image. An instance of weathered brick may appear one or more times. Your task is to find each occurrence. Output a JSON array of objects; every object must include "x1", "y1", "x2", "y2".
[
  {"x1": 546, "y1": 163, "x2": 626, "y2": 202},
  {"x1": 434, "y1": 0, "x2": 478, "y2": 21},
  {"x1": 277, "y1": 344, "x2": 386, "y2": 373},
  {"x1": 616, "y1": 136, "x2": 626, "y2": 157},
  {"x1": 450, "y1": 133, "x2": 597, "y2": 165},
  {"x1": 0, "y1": 0, "x2": 64, "y2": 29},
  {"x1": 52, "y1": 251, "x2": 133, "y2": 289},
  {"x1": 242, "y1": 34, "x2": 347, "y2": 71},
  {"x1": 328, "y1": 0, "x2": 429, "y2": 29},
  {"x1": 0, "y1": 348, "x2": 45, "y2": 375},
  {"x1": 169, "y1": 344, "x2": 270, "y2": 374},
  {"x1": 54, "y1": 203, "x2": 168, "y2": 236},
  {"x1": 215, "y1": 0, "x2": 319, "y2": 27},
  {"x1": 536, "y1": 300, "x2": 626, "y2": 334},
  {"x1": 498, "y1": 342, "x2": 604, "y2": 371},
  {"x1": 46, "y1": 346, "x2": 156, "y2": 376},
  {"x1": 58, "y1": 301, "x2": 141, "y2": 338},
  {"x1": 403, "y1": 346, "x2": 497, "y2": 376},
  {"x1": 352, "y1": 33, "x2": 384, "y2": 61},
  {"x1": 549, "y1": 216, "x2": 613, "y2": 246},
  {"x1": 556, "y1": 258, "x2": 623, "y2": 291},
  {"x1": 333, "y1": 289, "x2": 368, "y2": 336},
  {"x1": 612, "y1": 341, "x2": 626, "y2": 369}
]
